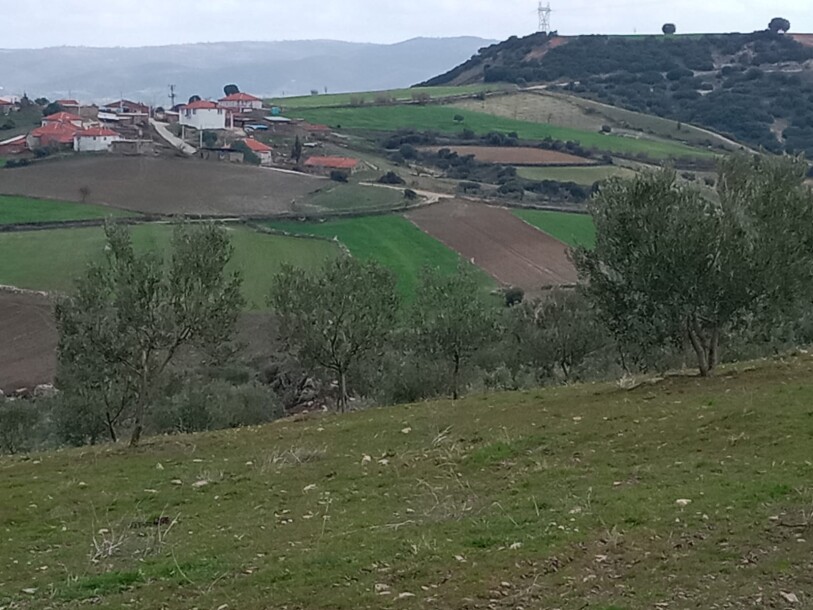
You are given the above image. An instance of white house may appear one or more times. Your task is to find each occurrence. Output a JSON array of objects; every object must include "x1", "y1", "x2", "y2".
[
  {"x1": 218, "y1": 92, "x2": 263, "y2": 112},
  {"x1": 240, "y1": 137, "x2": 273, "y2": 164},
  {"x1": 179, "y1": 100, "x2": 228, "y2": 130},
  {"x1": 73, "y1": 127, "x2": 121, "y2": 152}
]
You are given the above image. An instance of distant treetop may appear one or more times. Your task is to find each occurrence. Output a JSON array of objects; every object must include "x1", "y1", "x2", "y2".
[
  {"x1": 662, "y1": 23, "x2": 677, "y2": 35},
  {"x1": 769, "y1": 17, "x2": 791, "y2": 33},
  {"x1": 224, "y1": 84, "x2": 240, "y2": 96}
]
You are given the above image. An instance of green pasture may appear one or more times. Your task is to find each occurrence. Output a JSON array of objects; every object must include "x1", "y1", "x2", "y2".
[
  {"x1": 517, "y1": 165, "x2": 637, "y2": 185},
  {"x1": 292, "y1": 105, "x2": 711, "y2": 160},
  {"x1": 0, "y1": 195, "x2": 134, "y2": 224},
  {"x1": 268, "y1": 85, "x2": 505, "y2": 109},
  {"x1": 514, "y1": 209, "x2": 596, "y2": 248},
  {"x1": 300, "y1": 183, "x2": 406, "y2": 212},
  {"x1": 0, "y1": 224, "x2": 339, "y2": 309}
]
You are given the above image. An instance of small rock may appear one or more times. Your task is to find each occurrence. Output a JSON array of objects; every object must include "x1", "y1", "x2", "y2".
[
  {"x1": 77, "y1": 481, "x2": 88, "y2": 488},
  {"x1": 361, "y1": 454, "x2": 372, "y2": 465},
  {"x1": 303, "y1": 484, "x2": 317, "y2": 492},
  {"x1": 509, "y1": 542, "x2": 522, "y2": 550},
  {"x1": 401, "y1": 427, "x2": 412, "y2": 434},
  {"x1": 156, "y1": 463, "x2": 164, "y2": 471},
  {"x1": 780, "y1": 591, "x2": 799, "y2": 604},
  {"x1": 171, "y1": 479, "x2": 183, "y2": 486},
  {"x1": 22, "y1": 587, "x2": 37, "y2": 595},
  {"x1": 398, "y1": 592, "x2": 415, "y2": 599},
  {"x1": 675, "y1": 498, "x2": 692, "y2": 507},
  {"x1": 375, "y1": 583, "x2": 390, "y2": 594},
  {"x1": 192, "y1": 480, "x2": 209, "y2": 489}
]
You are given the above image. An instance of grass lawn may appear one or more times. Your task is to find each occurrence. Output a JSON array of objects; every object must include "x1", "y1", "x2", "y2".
[
  {"x1": 515, "y1": 209, "x2": 596, "y2": 248},
  {"x1": 267, "y1": 215, "x2": 492, "y2": 298},
  {"x1": 268, "y1": 85, "x2": 506, "y2": 109},
  {"x1": 517, "y1": 165, "x2": 636, "y2": 185},
  {"x1": 3, "y1": 355, "x2": 813, "y2": 609},
  {"x1": 300, "y1": 183, "x2": 407, "y2": 212},
  {"x1": 292, "y1": 105, "x2": 710, "y2": 160},
  {"x1": 0, "y1": 195, "x2": 135, "y2": 224},
  {"x1": 0, "y1": 224, "x2": 339, "y2": 309}
]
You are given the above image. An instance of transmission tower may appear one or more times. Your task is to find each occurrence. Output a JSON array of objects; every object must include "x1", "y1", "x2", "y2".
[
  {"x1": 538, "y1": 1, "x2": 552, "y2": 34},
  {"x1": 168, "y1": 84, "x2": 177, "y2": 108}
]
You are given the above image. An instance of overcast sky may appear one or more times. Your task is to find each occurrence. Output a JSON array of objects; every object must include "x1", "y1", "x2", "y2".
[{"x1": 3, "y1": 0, "x2": 811, "y2": 48}]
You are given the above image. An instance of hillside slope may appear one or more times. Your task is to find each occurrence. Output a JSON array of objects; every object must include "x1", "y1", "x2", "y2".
[
  {"x1": 3, "y1": 356, "x2": 813, "y2": 609},
  {"x1": 423, "y1": 31, "x2": 813, "y2": 157}
]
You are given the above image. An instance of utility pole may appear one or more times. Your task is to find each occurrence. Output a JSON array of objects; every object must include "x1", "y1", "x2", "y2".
[
  {"x1": 538, "y1": 1, "x2": 552, "y2": 34},
  {"x1": 168, "y1": 84, "x2": 177, "y2": 108}
]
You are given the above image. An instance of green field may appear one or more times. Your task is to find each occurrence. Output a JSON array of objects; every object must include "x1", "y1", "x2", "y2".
[
  {"x1": 0, "y1": 195, "x2": 134, "y2": 224},
  {"x1": 517, "y1": 165, "x2": 637, "y2": 185},
  {"x1": 515, "y1": 209, "x2": 596, "y2": 248},
  {"x1": 292, "y1": 105, "x2": 710, "y2": 160},
  {"x1": 0, "y1": 224, "x2": 339, "y2": 309},
  {"x1": 269, "y1": 85, "x2": 506, "y2": 109},
  {"x1": 267, "y1": 215, "x2": 491, "y2": 298},
  {"x1": 300, "y1": 183, "x2": 407, "y2": 212},
  {"x1": 3, "y1": 355, "x2": 813, "y2": 609}
]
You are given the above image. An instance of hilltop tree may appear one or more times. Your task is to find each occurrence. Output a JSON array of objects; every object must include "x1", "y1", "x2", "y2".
[
  {"x1": 43, "y1": 101, "x2": 63, "y2": 116},
  {"x1": 55, "y1": 223, "x2": 244, "y2": 447},
  {"x1": 769, "y1": 17, "x2": 791, "y2": 33},
  {"x1": 270, "y1": 258, "x2": 399, "y2": 412},
  {"x1": 188, "y1": 95, "x2": 202, "y2": 104},
  {"x1": 410, "y1": 265, "x2": 498, "y2": 399},
  {"x1": 573, "y1": 156, "x2": 813, "y2": 376},
  {"x1": 662, "y1": 23, "x2": 677, "y2": 35},
  {"x1": 224, "y1": 84, "x2": 240, "y2": 96}
]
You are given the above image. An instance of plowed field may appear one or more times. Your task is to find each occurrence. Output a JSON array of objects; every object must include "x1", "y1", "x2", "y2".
[
  {"x1": 0, "y1": 289, "x2": 56, "y2": 393},
  {"x1": 407, "y1": 200, "x2": 578, "y2": 291}
]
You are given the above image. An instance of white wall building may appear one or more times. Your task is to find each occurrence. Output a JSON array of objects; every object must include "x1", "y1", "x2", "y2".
[
  {"x1": 74, "y1": 127, "x2": 121, "y2": 152},
  {"x1": 179, "y1": 100, "x2": 228, "y2": 130},
  {"x1": 218, "y1": 92, "x2": 263, "y2": 112}
]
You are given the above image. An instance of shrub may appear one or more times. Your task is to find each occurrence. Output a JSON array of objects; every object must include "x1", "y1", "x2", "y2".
[
  {"x1": 0, "y1": 401, "x2": 41, "y2": 454},
  {"x1": 330, "y1": 170, "x2": 349, "y2": 182},
  {"x1": 378, "y1": 171, "x2": 406, "y2": 185}
]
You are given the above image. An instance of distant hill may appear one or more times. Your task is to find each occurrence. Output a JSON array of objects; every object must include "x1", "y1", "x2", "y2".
[
  {"x1": 422, "y1": 31, "x2": 813, "y2": 157},
  {"x1": 0, "y1": 37, "x2": 494, "y2": 104}
]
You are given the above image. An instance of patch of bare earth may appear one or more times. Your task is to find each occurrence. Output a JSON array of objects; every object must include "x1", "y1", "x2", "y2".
[
  {"x1": 0, "y1": 289, "x2": 56, "y2": 393},
  {"x1": 0, "y1": 156, "x2": 324, "y2": 216},
  {"x1": 407, "y1": 199, "x2": 578, "y2": 291},
  {"x1": 421, "y1": 145, "x2": 595, "y2": 166}
]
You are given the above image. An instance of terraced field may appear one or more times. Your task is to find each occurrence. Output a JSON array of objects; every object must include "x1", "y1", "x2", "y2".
[
  {"x1": 516, "y1": 165, "x2": 636, "y2": 185},
  {"x1": 268, "y1": 85, "x2": 507, "y2": 109},
  {"x1": 0, "y1": 195, "x2": 134, "y2": 225}
]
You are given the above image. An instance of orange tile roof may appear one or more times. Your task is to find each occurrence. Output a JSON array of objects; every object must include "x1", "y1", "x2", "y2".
[
  {"x1": 241, "y1": 138, "x2": 272, "y2": 153},
  {"x1": 220, "y1": 92, "x2": 262, "y2": 102}
]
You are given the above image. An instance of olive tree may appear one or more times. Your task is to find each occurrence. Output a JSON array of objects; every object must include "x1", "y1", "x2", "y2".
[
  {"x1": 270, "y1": 258, "x2": 399, "y2": 412},
  {"x1": 769, "y1": 17, "x2": 791, "y2": 34},
  {"x1": 55, "y1": 222, "x2": 244, "y2": 447},
  {"x1": 573, "y1": 156, "x2": 813, "y2": 376},
  {"x1": 410, "y1": 266, "x2": 498, "y2": 399},
  {"x1": 662, "y1": 23, "x2": 677, "y2": 35}
]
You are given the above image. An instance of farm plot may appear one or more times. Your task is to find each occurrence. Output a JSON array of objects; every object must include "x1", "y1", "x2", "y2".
[
  {"x1": 269, "y1": 85, "x2": 504, "y2": 109},
  {"x1": 0, "y1": 195, "x2": 134, "y2": 225},
  {"x1": 267, "y1": 215, "x2": 491, "y2": 298},
  {"x1": 407, "y1": 200, "x2": 578, "y2": 290},
  {"x1": 298, "y1": 183, "x2": 407, "y2": 213},
  {"x1": 0, "y1": 225, "x2": 339, "y2": 310},
  {"x1": 293, "y1": 105, "x2": 710, "y2": 159},
  {"x1": 0, "y1": 289, "x2": 56, "y2": 393},
  {"x1": 423, "y1": 145, "x2": 595, "y2": 166},
  {"x1": 0, "y1": 157, "x2": 324, "y2": 216},
  {"x1": 514, "y1": 209, "x2": 596, "y2": 248},
  {"x1": 516, "y1": 165, "x2": 636, "y2": 184},
  {"x1": 451, "y1": 92, "x2": 606, "y2": 131}
]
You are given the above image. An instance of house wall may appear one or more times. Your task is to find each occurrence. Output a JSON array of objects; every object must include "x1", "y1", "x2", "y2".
[
  {"x1": 74, "y1": 135, "x2": 119, "y2": 152},
  {"x1": 180, "y1": 108, "x2": 226, "y2": 130},
  {"x1": 220, "y1": 99, "x2": 263, "y2": 111}
]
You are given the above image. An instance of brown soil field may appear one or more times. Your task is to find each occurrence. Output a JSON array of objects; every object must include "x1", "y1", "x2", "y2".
[
  {"x1": 0, "y1": 290, "x2": 56, "y2": 393},
  {"x1": 792, "y1": 34, "x2": 813, "y2": 47},
  {"x1": 0, "y1": 157, "x2": 324, "y2": 216},
  {"x1": 407, "y1": 200, "x2": 578, "y2": 291},
  {"x1": 422, "y1": 145, "x2": 595, "y2": 166}
]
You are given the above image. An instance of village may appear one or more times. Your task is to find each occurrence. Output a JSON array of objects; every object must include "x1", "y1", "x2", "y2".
[{"x1": 0, "y1": 89, "x2": 362, "y2": 176}]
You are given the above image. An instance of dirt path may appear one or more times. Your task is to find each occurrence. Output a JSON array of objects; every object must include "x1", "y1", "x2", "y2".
[
  {"x1": 407, "y1": 199, "x2": 578, "y2": 291},
  {"x1": 150, "y1": 119, "x2": 197, "y2": 155}
]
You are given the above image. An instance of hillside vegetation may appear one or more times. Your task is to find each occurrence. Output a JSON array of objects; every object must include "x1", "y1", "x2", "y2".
[
  {"x1": 2, "y1": 356, "x2": 813, "y2": 609},
  {"x1": 424, "y1": 30, "x2": 813, "y2": 156}
]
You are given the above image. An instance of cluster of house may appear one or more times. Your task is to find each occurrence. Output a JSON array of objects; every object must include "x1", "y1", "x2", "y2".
[{"x1": 0, "y1": 91, "x2": 362, "y2": 174}]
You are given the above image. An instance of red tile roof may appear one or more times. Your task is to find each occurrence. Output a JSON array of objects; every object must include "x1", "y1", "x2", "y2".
[
  {"x1": 42, "y1": 111, "x2": 84, "y2": 124},
  {"x1": 183, "y1": 100, "x2": 220, "y2": 110},
  {"x1": 31, "y1": 123, "x2": 79, "y2": 144},
  {"x1": 303, "y1": 122, "x2": 331, "y2": 132},
  {"x1": 0, "y1": 99, "x2": 13, "y2": 106},
  {"x1": 241, "y1": 138, "x2": 272, "y2": 153},
  {"x1": 56, "y1": 99, "x2": 80, "y2": 106},
  {"x1": 304, "y1": 156, "x2": 359, "y2": 170},
  {"x1": 220, "y1": 92, "x2": 262, "y2": 102},
  {"x1": 76, "y1": 127, "x2": 119, "y2": 138}
]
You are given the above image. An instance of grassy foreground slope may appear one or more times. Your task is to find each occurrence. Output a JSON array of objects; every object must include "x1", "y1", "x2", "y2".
[{"x1": 3, "y1": 357, "x2": 813, "y2": 609}]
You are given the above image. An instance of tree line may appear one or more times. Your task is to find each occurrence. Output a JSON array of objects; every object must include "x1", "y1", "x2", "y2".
[{"x1": 2, "y1": 154, "x2": 813, "y2": 453}]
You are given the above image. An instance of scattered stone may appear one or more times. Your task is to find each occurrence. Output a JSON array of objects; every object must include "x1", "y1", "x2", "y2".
[
  {"x1": 509, "y1": 542, "x2": 523, "y2": 550},
  {"x1": 156, "y1": 463, "x2": 164, "y2": 471},
  {"x1": 675, "y1": 499, "x2": 692, "y2": 507},
  {"x1": 780, "y1": 591, "x2": 799, "y2": 603},
  {"x1": 77, "y1": 481, "x2": 88, "y2": 489},
  {"x1": 397, "y1": 592, "x2": 416, "y2": 599},
  {"x1": 303, "y1": 484, "x2": 317, "y2": 492},
  {"x1": 192, "y1": 480, "x2": 209, "y2": 489},
  {"x1": 21, "y1": 588, "x2": 37, "y2": 595},
  {"x1": 401, "y1": 427, "x2": 412, "y2": 434},
  {"x1": 361, "y1": 454, "x2": 372, "y2": 465},
  {"x1": 171, "y1": 479, "x2": 183, "y2": 486}
]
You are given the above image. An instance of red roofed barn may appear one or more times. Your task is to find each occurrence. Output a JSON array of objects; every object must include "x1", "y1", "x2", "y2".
[
  {"x1": 28, "y1": 123, "x2": 79, "y2": 149},
  {"x1": 240, "y1": 138, "x2": 273, "y2": 164},
  {"x1": 74, "y1": 127, "x2": 121, "y2": 152}
]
